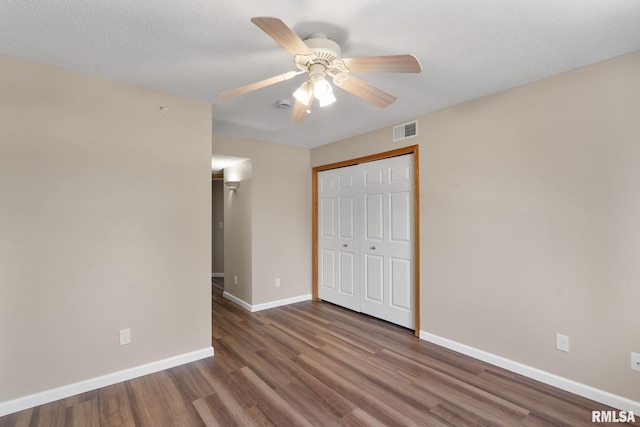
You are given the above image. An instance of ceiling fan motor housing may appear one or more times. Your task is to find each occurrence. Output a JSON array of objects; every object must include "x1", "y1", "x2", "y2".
[
  {"x1": 304, "y1": 34, "x2": 341, "y2": 60},
  {"x1": 296, "y1": 34, "x2": 342, "y2": 73}
]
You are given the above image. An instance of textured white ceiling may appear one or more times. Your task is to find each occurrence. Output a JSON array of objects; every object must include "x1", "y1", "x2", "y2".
[{"x1": 1, "y1": 1, "x2": 639, "y2": 148}]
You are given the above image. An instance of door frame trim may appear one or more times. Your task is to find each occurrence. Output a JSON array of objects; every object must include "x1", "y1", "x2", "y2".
[{"x1": 312, "y1": 145, "x2": 420, "y2": 336}]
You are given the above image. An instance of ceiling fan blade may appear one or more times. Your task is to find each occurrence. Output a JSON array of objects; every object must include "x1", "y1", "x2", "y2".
[
  {"x1": 342, "y1": 55, "x2": 422, "y2": 73},
  {"x1": 290, "y1": 96, "x2": 313, "y2": 122},
  {"x1": 251, "y1": 17, "x2": 314, "y2": 56},
  {"x1": 217, "y1": 70, "x2": 302, "y2": 100},
  {"x1": 337, "y1": 76, "x2": 397, "y2": 108}
]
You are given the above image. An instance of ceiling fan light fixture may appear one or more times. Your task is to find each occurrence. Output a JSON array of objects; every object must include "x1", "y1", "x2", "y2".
[
  {"x1": 312, "y1": 78, "x2": 332, "y2": 99},
  {"x1": 318, "y1": 92, "x2": 336, "y2": 107},
  {"x1": 311, "y1": 76, "x2": 336, "y2": 107},
  {"x1": 293, "y1": 81, "x2": 313, "y2": 106},
  {"x1": 218, "y1": 17, "x2": 422, "y2": 123}
]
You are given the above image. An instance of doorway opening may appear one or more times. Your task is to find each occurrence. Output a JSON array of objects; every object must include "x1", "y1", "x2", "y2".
[{"x1": 211, "y1": 154, "x2": 250, "y2": 295}]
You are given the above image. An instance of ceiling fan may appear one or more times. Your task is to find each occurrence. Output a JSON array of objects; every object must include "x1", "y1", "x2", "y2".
[{"x1": 217, "y1": 17, "x2": 422, "y2": 122}]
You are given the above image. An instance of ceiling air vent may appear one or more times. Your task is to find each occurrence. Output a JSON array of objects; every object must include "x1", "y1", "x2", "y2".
[{"x1": 393, "y1": 121, "x2": 418, "y2": 142}]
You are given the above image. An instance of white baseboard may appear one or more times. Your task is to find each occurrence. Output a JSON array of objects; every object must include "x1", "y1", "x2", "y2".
[
  {"x1": 421, "y1": 332, "x2": 640, "y2": 414},
  {"x1": 253, "y1": 294, "x2": 312, "y2": 312},
  {"x1": 223, "y1": 291, "x2": 252, "y2": 311},
  {"x1": 0, "y1": 346, "x2": 214, "y2": 417},
  {"x1": 223, "y1": 291, "x2": 312, "y2": 312},
  {"x1": 211, "y1": 273, "x2": 224, "y2": 278}
]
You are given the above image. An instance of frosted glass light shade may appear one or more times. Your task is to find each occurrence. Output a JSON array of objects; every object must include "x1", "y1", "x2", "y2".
[{"x1": 293, "y1": 81, "x2": 313, "y2": 106}]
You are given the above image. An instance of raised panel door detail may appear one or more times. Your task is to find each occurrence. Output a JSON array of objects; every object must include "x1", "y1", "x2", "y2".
[
  {"x1": 321, "y1": 249, "x2": 335, "y2": 289},
  {"x1": 321, "y1": 198, "x2": 336, "y2": 238},
  {"x1": 365, "y1": 193, "x2": 384, "y2": 241},
  {"x1": 339, "y1": 252, "x2": 355, "y2": 295},
  {"x1": 339, "y1": 174, "x2": 354, "y2": 190},
  {"x1": 339, "y1": 196, "x2": 354, "y2": 240},
  {"x1": 390, "y1": 165, "x2": 411, "y2": 183},
  {"x1": 364, "y1": 254, "x2": 384, "y2": 303},
  {"x1": 390, "y1": 257, "x2": 411, "y2": 310},
  {"x1": 390, "y1": 192, "x2": 411, "y2": 243},
  {"x1": 321, "y1": 175, "x2": 336, "y2": 192},
  {"x1": 364, "y1": 168, "x2": 383, "y2": 186}
]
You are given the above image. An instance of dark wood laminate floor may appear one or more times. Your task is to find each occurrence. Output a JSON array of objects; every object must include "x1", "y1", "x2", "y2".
[{"x1": 2, "y1": 286, "x2": 637, "y2": 426}]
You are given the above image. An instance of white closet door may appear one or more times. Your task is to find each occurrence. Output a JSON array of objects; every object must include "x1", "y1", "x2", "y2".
[
  {"x1": 318, "y1": 167, "x2": 360, "y2": 311},
  {"x1": 317, "y1": 154, "x2": 414, "y2": 329},
  {"x1": 359, "y1": 155, "x2": 414, "y2": 329}
]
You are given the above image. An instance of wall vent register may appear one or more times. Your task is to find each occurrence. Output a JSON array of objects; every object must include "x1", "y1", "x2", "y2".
[{"x1": 393, "y1": 121, "x2": 417, "y2": 142}]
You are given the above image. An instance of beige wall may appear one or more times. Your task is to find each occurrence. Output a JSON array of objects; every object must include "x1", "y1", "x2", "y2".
[
  {"x1": 213, "y1": 135, "x2": 311, "y2": 306},
  {"x1": 311, "y1": 51, "x2": 640, "y2": 402},
  {"x1": 223, "y1": 160, "x2": 253, "y2": 303},
  {"x1": 0, "y1": 55, "x2": 212, "y2": 403}
]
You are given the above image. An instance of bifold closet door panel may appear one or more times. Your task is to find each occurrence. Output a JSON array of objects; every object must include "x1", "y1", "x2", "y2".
[
  {"x1": 317, "y1": 154, "x2": 414, "y2": 329},
  {"x1": 318, "y1": 167, "x2": 360, "y2": 311},
  {"x1": 359, "y1": 155, "x2": 414, "y2": 329}
]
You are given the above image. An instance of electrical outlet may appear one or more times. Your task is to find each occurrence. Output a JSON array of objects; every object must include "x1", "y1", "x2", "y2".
[
  {"x1": 234, "y1": 275, "x2": 238, "y2": 285},
  {"x1": 631, "y1": 352, "x2": 640, "y2": 372},
  {"x1": 119, "y1": 328, "x2": 131, "y2": 346},
  {"x1": 556, "y1": 334, "x2": 569, "y2": 352},
  {"x1": 275, "y1": 278, "x2": 281, "y2": 287}
]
